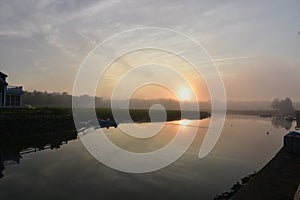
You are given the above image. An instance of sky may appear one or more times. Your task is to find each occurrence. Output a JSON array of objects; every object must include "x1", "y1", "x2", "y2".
[{"x1": 0, "y1": 0, "x2": 300, "y2": 102}]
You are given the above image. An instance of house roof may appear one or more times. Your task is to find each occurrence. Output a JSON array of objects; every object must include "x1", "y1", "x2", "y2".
[
  {"x1": 0, "y1": 71, "x2": 8, "y2": 85},
  {"x1": 0, "y1": 71, "x2": 8, "y2": 78}
]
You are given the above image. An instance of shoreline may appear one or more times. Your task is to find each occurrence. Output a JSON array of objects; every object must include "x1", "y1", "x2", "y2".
[
  {"x1": 231, "y1": 147, "x2": 300, "y2": 200},
  {"x1": 0, "y1": 107, "x2": 210, "y2": 137},
  {"x1": 215, "y1": 146, "x2": 300, "y2": 200},
  {"x1": 216, "y1": 131, "x2": 300, "y2": 200}
]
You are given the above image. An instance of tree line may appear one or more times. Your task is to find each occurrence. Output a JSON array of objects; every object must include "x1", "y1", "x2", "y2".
[
  {"x1": 23, "y1": 91, "x2": 297, "y2": 113},
  {"x1": 22, "y1": 90, "x2": 185, "y2": 109}
]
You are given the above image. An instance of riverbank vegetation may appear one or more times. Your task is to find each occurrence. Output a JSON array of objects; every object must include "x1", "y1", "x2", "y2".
[{"x1": 0, "y1": 107, "x2": 210, "y2": 136}]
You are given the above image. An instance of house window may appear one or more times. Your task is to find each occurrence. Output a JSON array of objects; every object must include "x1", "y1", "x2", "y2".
[
  {"x1": 11, "y1": 95, "x2": 16, "y2": 106},
  {"x1": 16, "y1": 96, "x2": 20, "y2": 106},
  {"x1": 5, "y1": 95, "x2": 10, "y2": 106}
]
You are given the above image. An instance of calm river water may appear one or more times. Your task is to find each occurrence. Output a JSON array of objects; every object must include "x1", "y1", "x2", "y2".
[{"x1": 0, "y1": 114, "x2": 296, "y2": 199}]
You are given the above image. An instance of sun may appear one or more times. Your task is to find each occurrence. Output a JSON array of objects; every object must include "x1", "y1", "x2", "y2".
[{"x1": 178, "y1": 87, "x2": 192, "y2": 101}]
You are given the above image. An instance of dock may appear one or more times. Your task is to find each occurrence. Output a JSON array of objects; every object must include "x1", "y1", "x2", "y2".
[{"x1": 232, "y1": 132, "x2": 300, "y2": 200}]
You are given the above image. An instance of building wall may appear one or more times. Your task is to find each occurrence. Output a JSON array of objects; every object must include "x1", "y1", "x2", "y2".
[
  {"x1": 0, "y1": 79, "x2": 5, "y2": 107},
  {"x1": 296, "y1": 111, "x2": 300, "y2": 129},
  {"x1": 4, "y1": 86, "x2": 23, "y2": 108},
  {"x1": 0, "y1": 73, "x2": 23, "y2": 108},
  {"x1": 0, "y1": 92, "x2": 2, "y2": 107},
  {"x1": 4, "y1": 94, "x2": 22, "y2": 108}
]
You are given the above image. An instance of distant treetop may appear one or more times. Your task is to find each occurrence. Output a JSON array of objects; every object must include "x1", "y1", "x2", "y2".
[{"x1": 271, "y1": 97, "x2": 295, "y2": 114}]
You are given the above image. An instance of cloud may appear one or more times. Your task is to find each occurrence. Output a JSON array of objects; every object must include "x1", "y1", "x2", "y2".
[{"x1": 0, "y1": 0, "x2": 299, "y2": 100}]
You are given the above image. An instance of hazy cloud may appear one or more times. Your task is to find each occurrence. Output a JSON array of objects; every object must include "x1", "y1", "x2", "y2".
[{"x1": 0, "y1": 0, "x2": 299, "y2": 100}]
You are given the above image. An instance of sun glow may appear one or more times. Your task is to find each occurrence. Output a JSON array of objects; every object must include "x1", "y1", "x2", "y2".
[{"x1": 178, "y1": 87, "x2": 192, "y2": 101}]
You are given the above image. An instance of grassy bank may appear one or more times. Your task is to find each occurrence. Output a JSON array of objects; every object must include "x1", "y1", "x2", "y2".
[
  {"x1": 0, "y1": 107, "x2": 210, "y2": 121},
  {"x1": 0, "y1": 107, "x2": 210, "y2": 136}
]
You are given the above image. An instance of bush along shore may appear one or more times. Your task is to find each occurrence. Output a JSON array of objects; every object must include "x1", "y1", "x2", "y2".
[{"x1": 0, "y1": 107, "x2": 210, "y2": 136}]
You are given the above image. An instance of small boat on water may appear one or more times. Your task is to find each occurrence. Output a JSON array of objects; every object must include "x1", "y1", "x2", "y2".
[
  {"x1": 284, "y1": 116, "x2": 296, "y2": 122},
  {"x1": 98, "y1": 118, "x2": 118, "y2": 129},
  {"x1": 85, "y1": 118, "x2": 118, "y2": 129},
  {"x1": 259, "y1": 114, "x2": 272, "y2": 118}
]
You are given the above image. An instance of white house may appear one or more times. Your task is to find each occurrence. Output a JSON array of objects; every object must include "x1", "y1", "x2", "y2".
[{"x1": 0, "y1": 71, "x2": 23, "y2": 108}]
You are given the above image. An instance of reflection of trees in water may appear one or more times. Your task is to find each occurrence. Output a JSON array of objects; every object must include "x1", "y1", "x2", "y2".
[
  {"x1": 0, "y1": 131, "x2": 77, "y2": 179},
  {"x1": 271, "y1": 116, "x2": 292, "y2": 130}
]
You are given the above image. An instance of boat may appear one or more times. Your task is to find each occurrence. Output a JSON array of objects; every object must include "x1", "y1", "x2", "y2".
[
  {"x1": 85, "y1": 118, "x2": 118, "y2": 129},
  {"x1": 259, "y1": 114, "x2": 272, "y2": 118},
  {"x1": 98, "y1": 118, "x2": 118, "y2": 129},
  {"x1": 284, "y1": 116, "x2": 296, "y2": 122}
]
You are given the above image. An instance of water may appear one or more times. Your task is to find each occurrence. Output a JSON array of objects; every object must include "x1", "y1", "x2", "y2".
[{"x1": 0, "y1": 115, "x2": 295, "y2": 200}]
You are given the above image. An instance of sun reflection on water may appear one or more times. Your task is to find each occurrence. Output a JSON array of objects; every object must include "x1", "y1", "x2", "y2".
[{"x1": 179, "y1": 119, "x2": 192, "y2": 126}]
